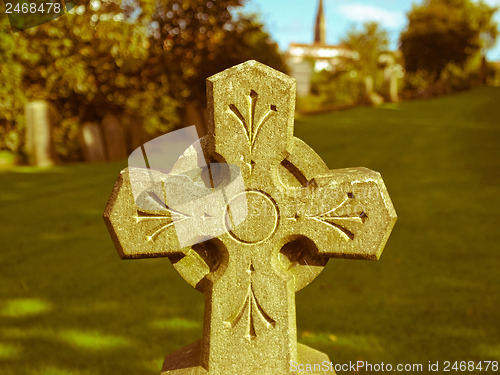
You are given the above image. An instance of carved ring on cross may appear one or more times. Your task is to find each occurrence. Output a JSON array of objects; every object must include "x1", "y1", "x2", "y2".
[{"x1": 104, "y1": 61, "x2": 397, "y2": 375}]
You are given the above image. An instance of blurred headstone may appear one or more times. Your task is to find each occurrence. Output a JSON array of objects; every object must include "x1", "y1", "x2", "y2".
[
  {"x1": 386, "y1": 68, "x2": 399, "y2": 103},
  {"x1": 80, "y1": 122, "x2": 106, "y2": 162},
  {"x1": 122, "y1": 114, "x2": 144, "y2": 153},
  {"x1": 364, "y1": 76, "x2": 384, "y2": 105},
  {"x1": 103, "y1": 61, "x2": 397, "y2": 374},
  {"x1": 25, "y1": 100, "x2": 54, "y2": 167},
  {"x1": 182, "y1": 102, "x2": 209, "y2": 137},
  {"x1": 480, "y1": 56, "x2": 488, "y2": 85},
  {"x1": 287, "y1": 59, "x2": 313, "y2": 97},
  {"x1": 379, "y1": 53, "x2": 399, "y2": 103},
  {"x1": 102, "y1": 114, "x2": 127, "y2": 161}
]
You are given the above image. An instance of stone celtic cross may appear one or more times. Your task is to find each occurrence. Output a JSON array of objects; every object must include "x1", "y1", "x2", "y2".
[{"x1": 104, "y1": 60, "x2": 397, "y2": 374}]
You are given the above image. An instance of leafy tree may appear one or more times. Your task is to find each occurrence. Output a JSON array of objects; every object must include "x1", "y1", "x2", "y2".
[
  {"x1": 0, "y1": 17, "x2": 26, "y2": 153},
  {"x1": 19, "y1": 2, "x2": 178, "y2": 125},
  {"x1": 10, "y1": 2, "x2": 180, "y2": 160},
  {"x1": 400, "y1": 0, "x2": 498, "y2": 81},
  {"x1": 341, "y1": 21, "x2": 389, "y2": 80},
  {"x1": 185, "y1": 12, "x2": 287, "y2": 105},
  {"x1": 149, "y1": 2, "x2": 286, "y2": 106},
  {"x1": 308, "y1": 21, "x2": 389, "y2": 106},
  {"x1": 0, "y1": 0, "x2": 286, "y2": 160},
  {"x1": 309, "y1": 62, "x2": 365, "y2": 109}
]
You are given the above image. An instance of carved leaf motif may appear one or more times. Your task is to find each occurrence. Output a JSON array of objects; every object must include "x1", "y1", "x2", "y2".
[
  {"x1": 136, "y1": 180, "x2": 190, "y2": 242},
  {"x1": 226, "y1": 265, "x2": 276, "y2": 341},
  {"x1": 228, "y1": 90, "x2": 277, "y2": 171},
  {"x1": 307, "y1": 193, "x2": 368, "y2": 241}
]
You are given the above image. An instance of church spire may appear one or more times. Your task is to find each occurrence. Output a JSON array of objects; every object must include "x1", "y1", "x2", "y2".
[{"x1": 314, "y1": 0, "x2": 326, "y2": 45}]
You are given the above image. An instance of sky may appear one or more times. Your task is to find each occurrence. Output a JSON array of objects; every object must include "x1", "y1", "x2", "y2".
[{"x1": 240, "y1": 0, "x2": 500, "y2": 61}]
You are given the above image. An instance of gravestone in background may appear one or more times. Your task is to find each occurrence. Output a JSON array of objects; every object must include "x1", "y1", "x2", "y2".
[
  {"x1": 25, "y1": 101, "x2": 54, "y2": 166},
  {"x1": 102, "y1": 114, "x2": 128, "y2": 161},
  {"x1": 379, "y1": 53, "x2": 399, "y2": 104},
  {"x1": 182, "y1": 102, "x2": 209, "y2": 137},
  {"x1": 122, "y1": 114, "x2": 144, "y2": 153},
  {"x1": 364, "y1": 76, "x2": 384, "y2": 105},
  {"x1": 388, "y1": 69, "x2": 399, "y2": 103},
  {"x1": 385, "y1": 68, "x2": 399, "y2": 103},
  {"x1": 104, "y1": 61, "x2": 397, "y2": 374},
  {"x1": 80, "y1": 122, "x2": 106, "y2": 162},
  {"x1": 287, "y1": 59, "x2": 313, "y2": 97}
]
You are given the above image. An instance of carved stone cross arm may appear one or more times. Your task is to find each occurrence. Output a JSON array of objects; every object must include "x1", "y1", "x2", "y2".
[
  {"x1": 285, "y1": 165, "x2": 396, "y2": 261},
  {"x1": 103, "y1": 61, "x2": 397, "y2": 375}
]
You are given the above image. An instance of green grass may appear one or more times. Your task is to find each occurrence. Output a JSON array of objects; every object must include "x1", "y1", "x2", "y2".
[{"x1": 1, "y1": 87, "x2": 499, "y2": 374}]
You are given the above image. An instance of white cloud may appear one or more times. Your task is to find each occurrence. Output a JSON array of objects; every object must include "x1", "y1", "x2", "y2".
[
  {"x1": 482, "y1": 0, "x2": 500, "y2": 6},
  {"x1": 338, "y1": 4, "x2": 405, "y2": 28}
]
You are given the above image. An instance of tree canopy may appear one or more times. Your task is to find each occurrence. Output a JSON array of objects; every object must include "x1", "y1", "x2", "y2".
[
  {"x1": 400, "y1": 0, "x2": 498, "y2": 81},
  {"x1": 0, "y1": 0, "x2": 286, "y2": 158},
  {"x1": 305, "y1": 22, "x2": 390, "y2": 110},
  {"x1": 342, "y1": 21, "x2": 389, "y2": 79},
  {"x1": 0, "y1": 17, "x2": 25, "y2": 152}
]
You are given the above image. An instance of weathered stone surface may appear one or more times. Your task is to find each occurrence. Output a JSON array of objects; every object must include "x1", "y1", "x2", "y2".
[
  {"x1": 104, "y1": 60, "x2": 397, "y2": 374},
  {"x1": 25, "y1": 100, "x2": 54, "y2": 166},
  {"x1": 102, "y1": 114, "x2": 128, "y2": 160},
  {"x1": 81, "y1": 122, "x2": 106, "y2": 162}
]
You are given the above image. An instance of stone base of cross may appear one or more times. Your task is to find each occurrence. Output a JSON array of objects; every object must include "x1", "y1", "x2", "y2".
[
  {"x1": 104, "y1": 61, "x2": 397, "y2": 375},
  {"x1": 161, "y1": 340, "x2": 335, "y2": 374}
]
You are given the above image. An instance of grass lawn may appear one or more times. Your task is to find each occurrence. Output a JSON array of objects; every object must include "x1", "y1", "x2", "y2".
[{"x1": 1, "y1": 87, "x2": 499, "y2": 374}]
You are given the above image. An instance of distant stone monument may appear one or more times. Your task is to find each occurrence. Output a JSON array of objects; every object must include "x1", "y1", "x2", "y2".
[
  {"x1": 80, "y1": 122, "x2": 106, "y2": 162},
  {"x1": 102, "y1": 114, "x2": 128, "y2": 161},
  {"x1": 387, "y1": 69, "x2": 399, "y2": 103},
  {"x1": 364, "y1": 76, "x2": 384, "y2": 105},
  {"x1": 104, "y1": 61, "x2": 397, "y2": 374},
  {"x1": 183, "y1": 102, "x2": 209, "y2": 137},
  {"x1": 25, "y1": 101, "x2": 54, "y2": 166},
  {"x1": 380, "y1": 53, "x2": 400, "y2": 103},
  {"x1": 122, "y1": 114, "x2": 144, "y2": 153}
]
